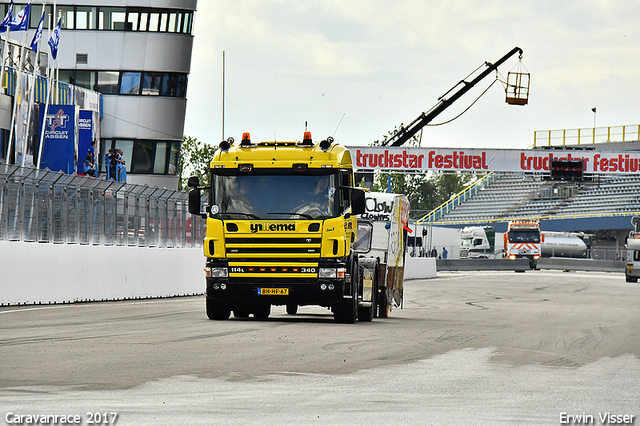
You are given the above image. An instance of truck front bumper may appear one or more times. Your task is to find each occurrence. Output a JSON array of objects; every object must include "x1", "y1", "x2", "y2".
[{"x1": 206, "y1": 277, "x2": 348, "y2": 306}]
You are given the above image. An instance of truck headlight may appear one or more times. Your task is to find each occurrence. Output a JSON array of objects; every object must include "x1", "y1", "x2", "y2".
[
  {"x1": 205, "y1": 267, "x2": 228, "y2": 278},
  {"x1": 319, "y1": 267, "x2": 346, "y2": 279}
]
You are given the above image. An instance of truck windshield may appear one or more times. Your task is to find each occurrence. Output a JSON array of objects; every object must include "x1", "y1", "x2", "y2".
[
  {"x1": 212, "y1": 173, "x2": 339, "y2": 220},
  {"x1": 509, "y1": 230, "x2": 540, "y2": 243},
  {"x1": 461, "y1": 237, "x2": 473, "y2": 247}
]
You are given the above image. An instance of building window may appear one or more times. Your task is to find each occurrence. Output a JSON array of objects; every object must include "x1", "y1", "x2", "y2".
[
  {"x1": 142, "y1": 72, "x2": 163, "y2": 95},
  {"x1": 74, "y1": 71, "x2": 95, "y2": 90},
  {"x1": 60, "y1": 70, "x2": 188, "y2": 98},
  {"x1": 76, "y1": 7, "x2": 97, "y2": 30},
  {"x1": 29, "y1": 4, "x2": 51, "y2": 28},
  {"x1": 10, "y1": 5, "x2": 194, "y2": 34},
  {"x1": 97, "y1": 71, "x2": 119, "y2": 94},
  {"x1": 59, "y1": 6, "x2": 75, "y2": 30},
  {"x1": 120, "y1": 72, "x2": 141, "y2": 95},
  {"x1": 99, "y1": 7, "x2": 126, "y2": 30},
  {"x1": 101, "y1": 139, "x2": 180, "y2": 175}
]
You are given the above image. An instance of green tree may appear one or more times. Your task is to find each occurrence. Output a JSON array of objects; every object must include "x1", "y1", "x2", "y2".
[
  {"x1": 370, "y1": 127, "x2": 477, "y2": 219},
  {"x1": 178, "y1": 136, "x2": 217, "y2": 190}
]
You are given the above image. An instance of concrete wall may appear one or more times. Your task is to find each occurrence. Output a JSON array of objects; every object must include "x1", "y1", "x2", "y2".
[
  {"x1": 1, "y1": 242, "x2": 205, "y2": 306},
  {"x1": 404, "y1": 257, "x2": 437, "y2": 279}
]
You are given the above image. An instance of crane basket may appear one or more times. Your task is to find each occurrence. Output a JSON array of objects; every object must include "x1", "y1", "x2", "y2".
[{"x1": 505, "y1": 60, "x2": 530, "y2": 105}]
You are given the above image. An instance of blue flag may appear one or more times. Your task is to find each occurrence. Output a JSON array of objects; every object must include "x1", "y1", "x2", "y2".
[
  {"x1": 0, "y1": 0, "x2": 14, "y2": 33},
  {"x1": 30, "y1": 9, "x2": 44, "y2": 52},
  {"x1": 9, "y1": 3, "x2": 29, "y2": 32},
  {"x1": 48, "y1": 17, "x2": 61, "y2": 60}
]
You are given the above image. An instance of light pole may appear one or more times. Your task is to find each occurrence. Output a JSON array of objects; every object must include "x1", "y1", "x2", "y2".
[{"x1": 591, "y1": 107, "x2": 597, "y2": 128}]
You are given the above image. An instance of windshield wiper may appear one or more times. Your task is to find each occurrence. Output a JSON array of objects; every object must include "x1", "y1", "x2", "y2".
[
  {"x1": 267, "y1": 212, "x2": 314, "y2": 219},
  {"x1": 220, "y1": 212, "x2": 261, "y2": 219}
]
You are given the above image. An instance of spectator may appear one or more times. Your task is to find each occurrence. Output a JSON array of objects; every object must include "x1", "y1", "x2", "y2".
[
  {"x1": 442, "y1": 247, "x2": 448, "y2": 260},
  {"x1": 430, "y1": 247, "x2": 438, "y2": 258},
  {"x1": 106, "y1": 149, "x2": 115, "y2": 180},
  {"x1": 115, "y1": 149, "x2": 127, "y2": 182},
  {"x1": 82, "y1": 149, "x2": 96, "y2": 177}
]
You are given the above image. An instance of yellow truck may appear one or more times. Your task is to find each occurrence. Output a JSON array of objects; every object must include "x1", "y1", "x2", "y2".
[{"x1": 187, "y1": 132, "x2": 370, "y2": 323}]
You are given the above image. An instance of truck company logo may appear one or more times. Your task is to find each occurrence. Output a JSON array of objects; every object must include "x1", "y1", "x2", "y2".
[
  {"x1": 351, "y1": 146, "x2": 640, "y2": 175},
  {"x1": 250, "y1": 222, "x2": 296, "y2": 233}
]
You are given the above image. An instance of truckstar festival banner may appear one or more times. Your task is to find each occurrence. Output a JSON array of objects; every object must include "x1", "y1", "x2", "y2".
[{"x1": 351, "y1": 146, "x2": 640, "y2": 175}]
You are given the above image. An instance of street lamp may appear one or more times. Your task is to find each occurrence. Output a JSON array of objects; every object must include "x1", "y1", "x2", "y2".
[{"x1": 591, "y1": 107, "x2": 597, "y2": 128}]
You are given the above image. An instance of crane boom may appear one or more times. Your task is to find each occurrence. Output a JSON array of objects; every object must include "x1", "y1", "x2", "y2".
[{"x1": 382, "y1": 46, "x2": 523, "y2": 147}]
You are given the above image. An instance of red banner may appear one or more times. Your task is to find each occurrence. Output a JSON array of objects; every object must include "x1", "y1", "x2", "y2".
[{"x1": 350, "y1": 146, "x2": 640, "y2": 174}]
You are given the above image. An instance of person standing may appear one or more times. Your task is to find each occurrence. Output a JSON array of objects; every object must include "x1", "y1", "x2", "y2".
[
  {"x1": 115, "y1": 149, "x2": 127, "y2": 182},
  {"x1": 442, "y1": 247, "x2": 448, "y2": 260}
]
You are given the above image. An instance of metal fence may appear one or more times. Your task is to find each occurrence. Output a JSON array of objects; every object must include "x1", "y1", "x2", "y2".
[{"x1": 0, "y1": 164, "x2": 205, "y2": 248}]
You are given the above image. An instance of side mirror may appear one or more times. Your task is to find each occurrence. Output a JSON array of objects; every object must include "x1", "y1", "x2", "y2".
[
  {"x1": 188, "y1": 188, "x2": 203, "y2": 216},
  {"x1": 187, "y1": 175, "x2": 200, "y2": 188},
  {"x1": 351, "y1": 188, "x2": 366, "y2": 215}
]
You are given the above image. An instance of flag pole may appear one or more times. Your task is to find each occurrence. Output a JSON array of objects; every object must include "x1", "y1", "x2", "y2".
[
  {"x1": 23, "y1": 5, "x2": 45, "y2": 167},
  {"x1": 0, "y1": 2, "x2": 14, "y2": 122},
  {"x1": 6, "y1": 31, "x2": 27, "y2": 163},
  {"x1": 37, "y1": 12, "x2": 52, "y2": 169},
  {"x1": 5, "y1": 2, "x2": 30, "y2": 164}
]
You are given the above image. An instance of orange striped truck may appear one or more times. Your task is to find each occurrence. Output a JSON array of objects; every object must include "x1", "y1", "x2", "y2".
[{"x1": 504, "y1": 220, "x2": 541, "y2": 269}]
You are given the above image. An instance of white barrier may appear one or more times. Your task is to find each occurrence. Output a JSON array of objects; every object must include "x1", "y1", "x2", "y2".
[
  {"x1": 404, "y1": 256, "x2": 437, "y2": 279},
  {"x1": 1, "y1": 241, "x2": 205, "y2": 306}
]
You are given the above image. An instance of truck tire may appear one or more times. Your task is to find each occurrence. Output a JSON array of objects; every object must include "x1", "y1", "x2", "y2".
[
  {"x1": 253, "y1": 304, "x2": 271, "y2": 319},
  {"x1": 378, "y1": 288, "x2": 389, "y2": 319},
  {"x1": 357, "y1": 268, "x2": 376, "y2": 322},
  {"x1": 334, "y1": 258, "x2": 358, "y2": 324},
  {"x1": 357, "y1": 303, "x2": 374, "y2": 322},
  {"x1": 286, "y1": 304, "x2": 298, "y2": 315},
  {"x1": 334, "y1": 295, "x2": 357, "y2": 323},
  {"x1": 234, "y1": 307, "x2": 251, "y2": 318},
  {"x1": 206, "y1": 297, "x2": 231, "y2": 320}
]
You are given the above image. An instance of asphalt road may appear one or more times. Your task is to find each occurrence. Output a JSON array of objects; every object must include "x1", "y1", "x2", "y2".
[{"x1": 1, "y1": 270, "x2": 639, "y2": 425}]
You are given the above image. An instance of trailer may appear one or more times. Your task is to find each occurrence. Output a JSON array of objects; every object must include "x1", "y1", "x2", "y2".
[{"x1": 356, "y1": 192, "x2": 410, "y2": 318}]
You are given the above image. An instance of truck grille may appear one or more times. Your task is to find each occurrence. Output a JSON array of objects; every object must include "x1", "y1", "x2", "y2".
[
  {"x1": 225, "y1": 235, "x2": 321, "y2": 278},
  {"x1": 225, "y1": 237, "x2": 322, "y2": 257}
]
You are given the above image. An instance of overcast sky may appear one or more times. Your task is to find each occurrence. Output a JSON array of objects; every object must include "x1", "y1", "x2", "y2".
[{"x1": 183, "y1": 1, "x2": 640, "y2": 151}]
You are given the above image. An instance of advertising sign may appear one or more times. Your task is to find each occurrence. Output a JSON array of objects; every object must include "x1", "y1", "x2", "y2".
[
  {"x1": 77, "y1": 110, "x2": 94, "y2": 175},
  {"x1": 351, "y1": 146, "x2": 640, "y2": 175},
  {"x1": 39, "y1": 105, "x2": 76, "y2": 174}
]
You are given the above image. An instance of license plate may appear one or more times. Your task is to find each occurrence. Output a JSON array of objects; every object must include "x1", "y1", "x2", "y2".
[{"x1": 258, "y1": 288, "x2": 289, "y2": 296}]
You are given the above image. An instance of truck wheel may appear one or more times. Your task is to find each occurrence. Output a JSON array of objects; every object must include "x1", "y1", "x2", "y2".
[
  {"x1": 378, "y1": 288, "x2": 389, "y2": 319},
  {"x1": 286, "y1": 304, "x2": 298, "y2": 315},
  {"x1": 253, "y1": 304, "x2": 271, "y2": 319},
  {"x1": 206, "y1": 297, "x2": 231, "y2": 320},
  {"x1": 357, "y1": 303, "x2": 374, "y2": 322},
  {"x1": 334, "y1": 295, "x2": 357, "y2": 323},
  {"x1": 234, "y1": 307, "x2": 251, "y2": 318}
]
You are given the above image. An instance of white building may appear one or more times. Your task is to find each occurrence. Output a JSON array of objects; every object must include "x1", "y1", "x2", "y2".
[{"x1": 0, "y1": 1, "x2": 197, "y2": 189}]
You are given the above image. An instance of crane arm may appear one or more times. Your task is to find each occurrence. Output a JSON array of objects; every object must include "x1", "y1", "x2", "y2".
[{"x1": 382, "y1": 46, "x2": 523, "y2": 147}]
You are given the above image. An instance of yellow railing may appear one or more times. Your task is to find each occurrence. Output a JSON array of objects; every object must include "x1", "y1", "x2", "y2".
[
  {"x1": 417, "y1": 172, "x2": 500, "y2": 225},
  {"x1": 533, "y1": 124, "x2": 640, "y2": 147}
]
